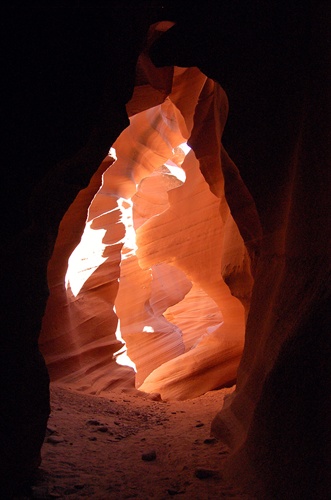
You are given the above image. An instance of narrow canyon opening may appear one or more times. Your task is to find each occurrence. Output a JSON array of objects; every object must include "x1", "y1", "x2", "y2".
[
  {"x1": 2, "y1": 5, "x2": 329, "y2": 499},
  {"x1": 39, "y1": 39, "x2": 251, "y2": 401},
  {"x1": 35, "y1": 55, "x2": 253, "y2": 495}
]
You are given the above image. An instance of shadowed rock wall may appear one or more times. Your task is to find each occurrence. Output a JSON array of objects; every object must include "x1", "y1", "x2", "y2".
[
  {"x1": 150, "y1": 2, "x2": 331, "y2": 498},
  {"x1": 0, "y1": 4, "x2": 153, "y2": 495},
  {"x1": 1, "y1": 2, "x2": 330, "y2": 498}
]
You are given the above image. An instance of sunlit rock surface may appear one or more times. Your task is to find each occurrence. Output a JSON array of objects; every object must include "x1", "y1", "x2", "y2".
[
  {"x1": 137, "y1": 147, "x2": 246, "y2": 399},
  {"x1": 40, "y1": 23, "x2": 251, "y2": 399}
]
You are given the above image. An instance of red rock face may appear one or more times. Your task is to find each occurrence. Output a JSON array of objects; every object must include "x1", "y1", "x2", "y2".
[
  {"x1": 2, "y1": 6, "x2": 329, "y2": 498},
  {"x1": 40, "y1": 32, "x2": 252, "y2": 399}
]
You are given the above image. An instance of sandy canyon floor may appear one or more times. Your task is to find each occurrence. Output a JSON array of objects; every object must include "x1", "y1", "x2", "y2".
[{"x1": 23, "y1": 383, "x2": 251, "y2": 499}]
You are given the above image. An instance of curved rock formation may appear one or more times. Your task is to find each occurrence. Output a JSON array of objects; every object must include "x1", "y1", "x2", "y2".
[
  {"x1": 40, "y1": 26, "x2": 251, "y2": 398},
  {"x1": 1, "y1": 3, "x2": 330, "y2": 498}
]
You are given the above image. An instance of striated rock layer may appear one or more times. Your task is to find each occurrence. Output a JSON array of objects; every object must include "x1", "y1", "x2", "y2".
[{"x1": 40, "y1": 23, "x2": 251, "y2": 399}]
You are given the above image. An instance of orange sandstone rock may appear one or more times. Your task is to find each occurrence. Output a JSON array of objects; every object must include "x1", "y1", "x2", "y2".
[{"x1": 40, "y1": 23, "x2": 250, "y2": 400}]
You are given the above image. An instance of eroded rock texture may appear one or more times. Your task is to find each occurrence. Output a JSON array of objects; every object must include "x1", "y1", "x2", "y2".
[{"x1": 1, "y1": 2, "x2": 330, "y2": 498}]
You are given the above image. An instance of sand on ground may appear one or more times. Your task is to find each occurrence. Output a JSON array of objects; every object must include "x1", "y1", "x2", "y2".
[{"x1": 27, "y1": 383, "x2": 250, "y2": 499}]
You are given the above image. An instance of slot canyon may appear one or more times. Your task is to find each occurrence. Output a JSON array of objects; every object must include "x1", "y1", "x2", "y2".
[{"x1": 1, "y1": 2, "x2": 330, "y2": 499}]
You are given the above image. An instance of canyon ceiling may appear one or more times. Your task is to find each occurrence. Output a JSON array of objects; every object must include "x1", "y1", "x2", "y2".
[{"x1": 1, "y1": 1, "x2": 330, "y2": 498}]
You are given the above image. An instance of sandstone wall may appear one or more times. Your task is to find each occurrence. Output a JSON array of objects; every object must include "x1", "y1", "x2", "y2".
[
  {"x1": 150, "y1": 3, "x2": 331, "y2": 497},
  {"x1": 1, "y1": 3, "x2": 329, "y2": 498}
]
